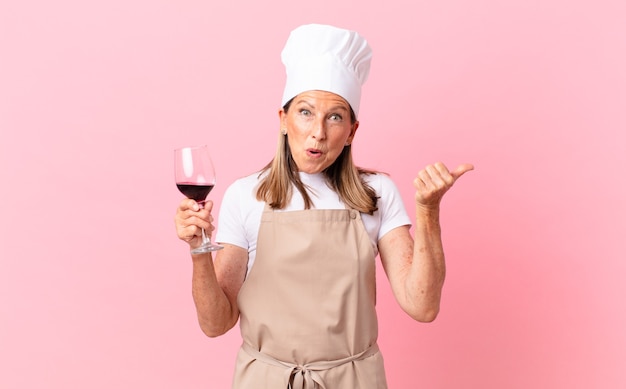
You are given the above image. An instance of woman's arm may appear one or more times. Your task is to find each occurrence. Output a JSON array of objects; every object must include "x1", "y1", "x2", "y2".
[
  {"x1": 175, "y1": 198, "x2": 248, "y2": 337},
  {"x1": 379, "y1": 162, "x2": 473, "y2": 322},
  {"x1": 191, "y1": 245, "x2": 248, "y2": 337}
]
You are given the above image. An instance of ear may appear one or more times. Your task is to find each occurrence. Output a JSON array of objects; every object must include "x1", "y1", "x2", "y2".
[
  {"x1": 278, "y1": 108, "x2": 287, "y2": 134},
  {"x1": 346, "y1": 121, "x2": 359, "y2": 145}
]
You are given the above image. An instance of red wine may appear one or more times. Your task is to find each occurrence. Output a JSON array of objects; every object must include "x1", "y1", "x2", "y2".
[{"x1": 177, "y1": 183, "x2": 214, "y2": 201}]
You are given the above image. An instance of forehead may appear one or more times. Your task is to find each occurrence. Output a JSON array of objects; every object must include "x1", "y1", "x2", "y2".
[{"x1": 293, "y1": 90, "x2": 350, "y2": 110}]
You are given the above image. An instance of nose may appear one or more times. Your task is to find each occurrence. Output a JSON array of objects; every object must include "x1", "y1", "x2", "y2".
[{"x1": 311, "y1": 116, "x2": 327, "y2": 140}]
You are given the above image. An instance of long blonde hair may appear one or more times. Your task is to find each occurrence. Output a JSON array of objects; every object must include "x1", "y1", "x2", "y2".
[{"x1": 255, "y1": 102, "x2": 379, "y2": 214}]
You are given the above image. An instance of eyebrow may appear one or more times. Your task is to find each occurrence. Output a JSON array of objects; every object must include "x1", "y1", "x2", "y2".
[{"x1": 294, "y1": 99, "x2": 349, "y2": 113}]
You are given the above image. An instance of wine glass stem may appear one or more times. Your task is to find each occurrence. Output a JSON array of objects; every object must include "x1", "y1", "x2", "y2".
[
  {"x1": 197, "y1": 200, "x2": 211, "y2": 246},
  {"x1": 201, "y1": 228, "x2": 210, "y2": 246}
]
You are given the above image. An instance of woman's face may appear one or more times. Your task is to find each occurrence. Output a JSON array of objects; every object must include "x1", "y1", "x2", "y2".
[{"x1": 279, "y1": 90, "x2": 358, "y2": 174}]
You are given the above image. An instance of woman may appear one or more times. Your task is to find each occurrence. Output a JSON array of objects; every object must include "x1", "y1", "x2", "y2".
[{"x1": 175, "y1": 24, "x2": 473, "y2": 388}]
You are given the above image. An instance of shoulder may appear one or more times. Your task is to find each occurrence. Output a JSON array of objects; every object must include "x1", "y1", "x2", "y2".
[
  {"x1": 223, "y1": 171, "x2": 266, "y2": 199},
  {"x1": 230, "y1": 171, "x2": 265, "y2": 188},
  {"x1": 363, "y1": 171, "x2": 410, "y2": 226},
  {"x1": 361, "y1": 172, "x2": 400, "y2": 195},
  {"x1": 217, "y1": 172, "x2": 265, "y2": 249}
]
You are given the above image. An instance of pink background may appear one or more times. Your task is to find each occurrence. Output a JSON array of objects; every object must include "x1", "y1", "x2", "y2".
[{"x1": 1, "y1": 0, "x2": 625, "y2": 388}]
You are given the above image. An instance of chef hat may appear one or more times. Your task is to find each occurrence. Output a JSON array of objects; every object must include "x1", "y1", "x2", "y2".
[{"x1": 280, "y1": 24, "x2": 372, "y2": 118}]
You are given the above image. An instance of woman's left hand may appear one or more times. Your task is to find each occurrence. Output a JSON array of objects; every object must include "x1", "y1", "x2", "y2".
[{"x1": 413, "y1": 162, "x2": 474, "y2": 210}]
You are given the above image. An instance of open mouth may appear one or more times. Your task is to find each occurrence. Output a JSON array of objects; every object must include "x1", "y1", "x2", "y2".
[{"x1": 307, "y1": 148, "x2": 323, "y2": 157}]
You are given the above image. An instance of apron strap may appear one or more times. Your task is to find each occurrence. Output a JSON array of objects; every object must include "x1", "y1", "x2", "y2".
[{"x1": 241, "y1": 342, "x2": 380, "y2": 389}]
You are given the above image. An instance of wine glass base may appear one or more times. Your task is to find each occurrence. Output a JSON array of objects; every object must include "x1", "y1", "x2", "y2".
[{"x1": 190, "y1": 244, "x2": 224, "y2": 254}]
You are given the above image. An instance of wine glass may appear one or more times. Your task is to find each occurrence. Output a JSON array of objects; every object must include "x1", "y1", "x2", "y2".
[{"x1": 174, "y1": 145, "x2": 223, "y2": 253}]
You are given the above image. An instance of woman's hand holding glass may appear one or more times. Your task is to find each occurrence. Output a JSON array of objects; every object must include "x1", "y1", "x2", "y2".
[
  {"x1": 175, "y1": 198, "x2": 216, "y2": 252},
  {"x1": 174, "y1": 145, "x2": 223, "y2": 253}
]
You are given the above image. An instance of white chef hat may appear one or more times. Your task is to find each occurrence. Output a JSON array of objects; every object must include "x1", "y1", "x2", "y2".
[{"x1": 280, "y1": 24, "x2": 372, "y2": 118}]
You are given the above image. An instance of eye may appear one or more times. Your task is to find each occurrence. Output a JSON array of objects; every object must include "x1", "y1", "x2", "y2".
[
  {"x1": 299, "y1": 109, "x2": 311, "y2": 116},
  {"x1": 329, "y1": 113, "x2": 343, "y2": 121}
]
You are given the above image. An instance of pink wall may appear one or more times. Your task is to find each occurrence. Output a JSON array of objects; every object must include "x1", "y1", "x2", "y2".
[{"x1": 1, "y1": 1, "x2": 625, "y2": 388}]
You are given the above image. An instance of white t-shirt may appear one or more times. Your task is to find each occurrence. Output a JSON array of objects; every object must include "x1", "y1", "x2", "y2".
[{"x1": 216, "y1": 171, "x2": 412, "y2": 275}]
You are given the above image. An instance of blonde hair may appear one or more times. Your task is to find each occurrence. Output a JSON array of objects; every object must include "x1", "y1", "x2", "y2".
[{"x1": 256, "y1": 103, "x2": 379, "y2": 214}]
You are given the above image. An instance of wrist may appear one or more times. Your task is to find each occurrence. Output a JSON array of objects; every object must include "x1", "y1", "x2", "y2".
[
  {"x1": 191, "y1": 251, "x2": 214, "y2": 266},
  {"x1": 415, "y1": 203, "x2": 440, "y2": 219}
]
